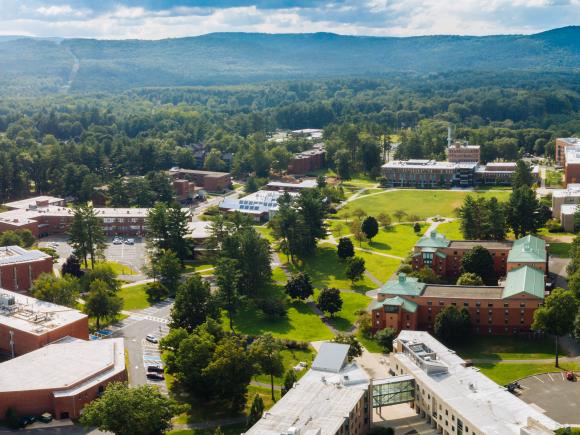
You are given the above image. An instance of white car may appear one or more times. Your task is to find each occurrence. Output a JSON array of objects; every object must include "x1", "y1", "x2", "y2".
[
  {"x1": 145, "y1": 334, "x2": 158, "y2": 344},
  {"x1": 125, "y1": 238, "x2": 135, "y2": 245},
  {"x1": 112, "y1": 238, "x2": 123, "y2": 245}
]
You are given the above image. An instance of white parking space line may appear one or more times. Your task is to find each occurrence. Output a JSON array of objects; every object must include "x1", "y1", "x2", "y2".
[
  {"x1": 533, "y1": 375, "x2": 544, "y2": 383},
  {"x1": 547, "y1": 373, "x2": 554, "y2": 382},
  {"x1": 561, "y1": 372, "x2": 566, "y2": 381}
]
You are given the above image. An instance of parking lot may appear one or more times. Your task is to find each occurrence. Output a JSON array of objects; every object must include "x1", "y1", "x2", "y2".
[
  {"x1": 38, "y1": 235, "x2": 148, "y2": 275},
  {"x1": 517, "y1": 372, "x2": 580, "y2": 424}
]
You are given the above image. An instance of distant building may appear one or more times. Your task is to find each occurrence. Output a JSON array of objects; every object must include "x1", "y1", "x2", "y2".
[
  {"x1": 265, "y1": 179, "x2": 317, "y2": 192},
  {"x1": 391, "y1": 331, "x2": 560, "y2": 434},
  {"x1": 291, "y1": 128, "x2": 324, "y2": 140},
  {"x1": 555, "y1": 137, "x2": 580, "y2": 166},
  {"x1": 168, "y1": 167, "x2": 231, "y2": 192},
  {"x1": 564, "y1": 146, "x2": 580, "y2": 186},
  {"x1": 0, "y1": 289, "x2": 89, "y2": 356},
  {"x1": 245, "y1": 342, "x2": 371, "y2": 435},
  {"x1": 0, "y1": 337, "x2": 126, "y2": 420},
  {"x1": 446, "y1": 141, "x2": 480, "y2": 163},
  {"x1": 219, "y1": 190, "x2": 297, "y2": 222},
  {"x1": 552, "y1": 184, "x2": 580, "y2": 232},
  {"x1": 0, "y1": 246, "x2": 53, "y2": 293},
  {"x1": 381, "y1": 160, "x2": 538, "y2": 188},
  {"x1": 287, "y1": 143, "x2": 326, "y2": 174}
]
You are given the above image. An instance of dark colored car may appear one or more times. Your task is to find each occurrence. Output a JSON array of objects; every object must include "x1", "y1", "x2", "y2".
[
  {"x1": 147, "y1": 365, "x2": 164, "y2": 373},
  {"x1": 19, "y1": 416, "x2": 36, "y2": 427},
  {"x1": 147, "y1": 372, "x2": 165, "y2": 381}
]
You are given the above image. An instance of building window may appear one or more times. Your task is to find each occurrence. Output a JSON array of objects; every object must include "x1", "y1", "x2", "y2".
[
  {"x1": 488, "y1": 303, "x2": 494, "y2": 308},
  {"x1": 439, "y1": 301, "x2": 444, "y2": 306},
  {"x1": 476, "y1": 302, "x2": 481, "y2": 307},
  {"x1": 520, "y1": 303, "x2": 526, "y2": 308},
  {"x1": 463, "y1": 302, "x2": 469, "y2": 307},
  {"x1": 427, "y1": 301, "x2": 432, "y2": 306},
  {"x1": 504, "y1": 303, "x2": 509, "y2": 308}
]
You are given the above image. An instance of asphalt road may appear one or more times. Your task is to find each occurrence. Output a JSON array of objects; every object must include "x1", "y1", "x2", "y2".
[{"x1": 112, "y1": 301, "x2": 172, "y2": 388}]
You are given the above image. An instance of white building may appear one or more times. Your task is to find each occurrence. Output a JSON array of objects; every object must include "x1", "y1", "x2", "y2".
[
  {"x1": 391, "y1": 331, "x2": 560, "y2": 435},
  {"x1": 219, "y1": 190, "x2": 297, "y2": 222}
]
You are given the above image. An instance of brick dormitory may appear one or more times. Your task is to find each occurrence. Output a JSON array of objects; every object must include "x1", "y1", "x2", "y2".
[{"x1": 371, "y1": 231, "x2": 548, "y2": 336}]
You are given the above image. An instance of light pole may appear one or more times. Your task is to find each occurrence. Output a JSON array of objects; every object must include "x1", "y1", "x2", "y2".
[{"x1": 9, "y1": 330, "x2": 14, "y2": 359}]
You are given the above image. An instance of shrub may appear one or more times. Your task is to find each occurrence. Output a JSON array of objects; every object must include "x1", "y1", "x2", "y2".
[{"x1": 257, "y1": 297, "x2": 287, "y2": 318}]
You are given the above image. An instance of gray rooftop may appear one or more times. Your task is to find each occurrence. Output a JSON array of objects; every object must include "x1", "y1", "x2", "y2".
[
  {"x1": 0, "y1": 245, "x2": 50, "y2": 266},
  {"x1": 311, "y1": 342, "x2": 349, "y2": 373}
]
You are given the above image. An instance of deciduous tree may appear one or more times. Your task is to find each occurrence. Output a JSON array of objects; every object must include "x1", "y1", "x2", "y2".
[
  {"x1": 285, "y1": 272, "x2": 314, "y2": 301},
  {"x1": 337, "y1": 237, "x2": 355, "y2": 260},
  {"x1": 317, "y1": 288, "x2": 343, "y2": 318}
]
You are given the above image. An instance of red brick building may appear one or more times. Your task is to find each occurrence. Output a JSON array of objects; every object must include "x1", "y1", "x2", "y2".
[
  {"x1": 0, "y1": 246, "x2": 53, "y2": 292},
  {"x1": 372, "y1": 232, "x2": 548, "y2": 336},
  {"x1": 0, "y1": 338, "x2": 126, "y2": 420},
  {"x1": 446, "y1": 142, "x2": 480, "y2": 163},
  {"x1": 168, "y1": 168, "x2": 231, "y2": 192},
  {"x1": 287, "y1": 144, "x2": 326, "y2": 174},
  {"x1": 0, "y1": 290, "x2": 89, "y2": 356}
]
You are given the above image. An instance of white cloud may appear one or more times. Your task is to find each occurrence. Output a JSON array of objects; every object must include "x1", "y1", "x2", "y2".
[{"x1": 0, "y1": 0, "x2": 579, "y2": 39}]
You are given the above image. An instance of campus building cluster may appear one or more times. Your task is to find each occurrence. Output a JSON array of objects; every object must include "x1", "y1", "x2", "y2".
[
  {"x1": 371, "y1": 232, "x2": 548, "y2": 335},
  {"x1": 247, "y1": 334, "x2": 559, "y2": 435},
  {"x1": 0, "y1": 289, "x2": 126, "y2": 419},
  {"x1": 551, "y1": 183, "x2": 580, "y2": 232},
  {"x1": 168, "y1": 167, "x2": 232, "y2": 193}
]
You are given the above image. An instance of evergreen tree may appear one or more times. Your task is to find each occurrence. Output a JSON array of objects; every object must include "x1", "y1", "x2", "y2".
[
  {"x1": 486, "y1": 197, "x2": 507, "y2": 240},
  {"x1": 361, "y1": 216, "x2": 379, "y2": 244},
  {"x1": 512, "y1": 160, "x2": 534, "y2": 189},
  {"x1": 345, "y1": 256, "x2": 366, "y2": 283},
  {"x1": 247, "y1": 395, "x2": 265, "y2": 428},
  {"x1": 69, "y1": 204, "x2": 106, "y2": 268},
  {"x1": 215, "y1": 258, "x2": 241, "y2": 333},
  {"x1": 506, "y1": 186, "x2": 541, "y2": 238},
  {"x1": 337, "y1": 237, "x2": 355, "y2": 260},
  {"x1": 281, "y1": 369, "x2": 297, "y2": 396}
]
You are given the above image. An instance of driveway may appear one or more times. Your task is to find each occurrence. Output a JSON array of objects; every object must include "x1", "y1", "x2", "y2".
[{"x1": 549, "y1": 256, "x2": 571, "y2": 289}]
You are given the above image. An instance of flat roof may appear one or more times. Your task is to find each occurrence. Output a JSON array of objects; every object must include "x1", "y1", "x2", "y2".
[
  {"x1": 561, "y1": 204, "x2": 579, "y2": 215},
  {"x1": 0, "y1": 289, "x2": 87, "y2": 335},
  {"x1": 0, "y1": 338, "x2": 124, "y2": 393},
  {"x1": 0, "y1": 245, "x2": 50, "y2": 266},
  {"x1": 0, "y1": 206, "x2": 151, "y2": 223},
  {"x1": 557, "y1": 137, "x2": 580, "y2": 146},
  {"x1": 168, "y1": 168, "x2": 230, "y2": 177},
  {"x1": 422, "y1": 285, "x2": 504, "y2": 299},
  {"x1": 266, "y1": 179, "x2": 317, "y2": 189},
  {"x1": 3, "y1": 196, "x2": 64, "y2": 210},
  {"x1": 246, "y1": 363, "x2": 369, "y2": 435},
  {"x1": 448, "y1": 240, "x2": 513, "y2": 250},
  {"x1": 394, "y1": 331, "x2": 560, "y2": 434},
  {"x1": 382, "y1": 160, "x2": 457, "y2": 170}
]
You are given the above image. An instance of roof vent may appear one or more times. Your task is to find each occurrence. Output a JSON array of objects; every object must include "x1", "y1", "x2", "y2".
[
  {"x1": 398, "y1": 273, "x2": 407, "y2": 283},
  {"x1": 430, "y1": 231, "x2": 437, "y2": 239},
  {"x1": 523, "y1": 243, "x2": 531, "y2": 252}
]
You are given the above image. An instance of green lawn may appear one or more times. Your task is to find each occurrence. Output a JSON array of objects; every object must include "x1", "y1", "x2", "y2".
[
  {"x1": 436, "y1": 220, "x2": 464, "y2": 240},
  {"x1": 290, "y1": 245, "x2": 376, "y2": 291},
  {"x1": 340, "y1": 190, "x2": 510, "y2": 220},
  {"x1": 85, "y1": 260, "x2": 138, "y2": 275},
  {"x1": 255, "y1": 225, "x2": 276, "y2": 244},
  {"x1": 272, "y1": 267, "x2": 288, "y2": 283},
  {"x1": 357, "y1": 331, "x2": 385, "y2": 353},
  {"x1": 353, "y1": 249, "x2": 400, "y2": 283},
  {"x1": 545, "y1": 169, "x2": 564, "y2": 188},
  {"x1": 88, "y1": 313, "x2": 128, "y2": 331},
  {"x1": 313, "y1": 289, "x2": 371, "y2": 332},
  {"x1": 549, "y1": 242, "x2": 571, "y2": 258},
  {"x1": 454, "y1": 335, "x2": 566, "y2": 361},
  {"x1": 118, "y1": 283, "x2": 151, "y2": 310},
  {"x1": 360, "y1": 223, "x2": 427, "y2": 258},
  {"x1": 478, "y1": 361, "x2": 579, "y2": 385},
  {"x1": 183, "y1": 261, "x2": 215, "y2": 275},
  {"x1": 227, "y1": 296, "x2": 333, "y2": 342},
  {"x1": 254, "y1": 347, "x2": 315, "y2": 385}
]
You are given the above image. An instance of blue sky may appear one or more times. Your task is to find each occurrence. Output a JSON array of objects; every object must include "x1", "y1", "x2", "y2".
[{"x1": 1, "y1": 0, "x2": 579, "y2": 39}]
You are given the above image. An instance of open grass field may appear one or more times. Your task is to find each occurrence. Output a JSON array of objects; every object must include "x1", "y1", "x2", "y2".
[
  {"x1": 354, "y1": 249, "x2": 401, "y2": 283},
  {"x1": 454, "y1": 335, "x2": 566, "y2": 361},
  {"x1": 357, "y1": 331, "x2": 384, "y2": 353},
  {"x1": 254, "y1": 347, "x2": 315, "y2": 385},
  {"x1": 313, "y1": 289, "x2": 370, "y2": 332},
  {"x1": 255, "y1": 225, "x2": 276, "y2": 244},
  {"x1": 478, "y1": 361, "x2": 579, "y2": 385},
  {"x1": 436, "y1": 220, "x2": 464, "y2": 240},
  {"x1": 118, "y1": 283, "x2": 150, "y2": 310},
  {"x1": 545, "y1": 169, "x2": 564, "y2": 188},
  {"x1": 226, "y1": 288, "x2": 334, "y2": 342},
  {"x1": 549, "y1": 242, "x2": 571, "y2": 257},
  {"x1": 289, "y1": 245, "x2": 376, "y2": 291},
  {"x1": 340, "y1": 189, "x2": 510, "y2": 220}
]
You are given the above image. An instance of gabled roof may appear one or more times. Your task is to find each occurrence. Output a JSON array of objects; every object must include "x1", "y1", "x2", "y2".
[
  {"x1": 372, "y1": 296, "x2": 419, "y2": 313},
  {"x1": 502, "y1": 266, "x2": 545, "y2": 300},
  {"x1": 378, "y1": 273, "x2": 426, "y2": 297},
  {"x1": 416, "y1": 231, "x2": 450, "y2": 249},
  {"x1": 507, "y1": 235, "x2": 546, "y2": 263},
  {"x1": 312, "y1": 342, "x2": 349, "y2": 373}
]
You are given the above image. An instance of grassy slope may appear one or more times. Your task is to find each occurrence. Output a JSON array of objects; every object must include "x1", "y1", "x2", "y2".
[
  {"x1": 478, "y1": 362, "x2": 579, "y2": 385},
  {"x1": 313, "y1": 288, "x2": 371, "y2": 332},
  {"x1": 118, "y1": 283, "x2": 150, "y2": 310}
]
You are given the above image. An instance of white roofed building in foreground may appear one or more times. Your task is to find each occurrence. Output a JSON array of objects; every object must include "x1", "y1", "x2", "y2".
[
  {"x1": 392, "y1": 331, "x2": 560, "y2": 435},
  {"x1": 245, "y1": 343, "x2": 371, "y2": 435}
]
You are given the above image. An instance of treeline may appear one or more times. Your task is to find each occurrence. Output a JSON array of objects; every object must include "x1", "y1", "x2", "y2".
[{"x1": 0, "y1": 74, "x2": 579, "y2": 201}]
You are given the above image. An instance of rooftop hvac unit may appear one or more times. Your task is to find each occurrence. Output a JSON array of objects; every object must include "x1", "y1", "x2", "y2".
[{"x1": 0, "y1": 293, "x2": 15, "y2": 306}]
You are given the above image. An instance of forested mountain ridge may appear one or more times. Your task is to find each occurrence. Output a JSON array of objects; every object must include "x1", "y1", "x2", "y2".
[{"x1": 1, "y1": 26, "x2": 580, "y2": 95}]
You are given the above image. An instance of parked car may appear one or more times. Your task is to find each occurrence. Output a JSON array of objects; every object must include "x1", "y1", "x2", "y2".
[
  {"x1": 566, "y1": 371, "x2": 576, "y2": 381},
  {"x1": 38, "y1": 413, "x2": 53, "y2": 423},
  {"x1": 18, "y1": 416, "x2": 36, "y2": 427},
  {"x1": 125, "y1": 238, "x2": 135, "y2": 245},
  {"x1": 147, "y1": 365, "x2": 164, "y2": 373},
  {"x1": 145, "y1": 334, "x2": 158, "y2": 344},
  {"x1": 147, "y1": 372, "x2": 165, "y2": 381},
  {"x1": 112, "y1": 237, "x2": 123, "y2": 245}
]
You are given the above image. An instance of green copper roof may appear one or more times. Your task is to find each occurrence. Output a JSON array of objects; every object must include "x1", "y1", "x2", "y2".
[
  {"x1": 502, "y1": 266, "x2": 545, "y2": 299},
  {"x1": 371, "y1": 296, "x2": 419, "y2": 313},
  {"x1": 416, "y1": 231, "x2": 450, "y2": 249},
  {"x1": 507, "y1": 235, "x2": 546, "y2": 263},
  {"x1": 378, "y1": 273, "x2": 426, "y2": 297}
]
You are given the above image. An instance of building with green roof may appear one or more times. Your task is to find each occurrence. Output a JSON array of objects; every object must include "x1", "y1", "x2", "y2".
[
  {"x1": 502, "y1": 265, "x2": 545, "y2": 299},
  {"x1": 507, "y1": 235, "x2": 547, "y2": 264}
]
